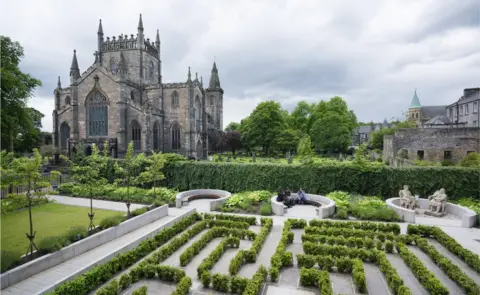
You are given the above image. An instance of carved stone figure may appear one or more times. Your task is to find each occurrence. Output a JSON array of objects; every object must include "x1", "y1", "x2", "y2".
[
  {"x1": 428, "y1": 188, "x2": 448, "y2": 214},
  {"x1": 399, "y1": 185, "x2": 416, "y2": 210}
]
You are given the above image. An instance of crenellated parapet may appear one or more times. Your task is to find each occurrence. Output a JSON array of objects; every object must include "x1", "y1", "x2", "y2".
[
  {"x1": 163, "y1": 82, "x2": 187, "y2": 89},
  {"x1": 101, "y1": 34, "x2": 158, "y2": 58}
]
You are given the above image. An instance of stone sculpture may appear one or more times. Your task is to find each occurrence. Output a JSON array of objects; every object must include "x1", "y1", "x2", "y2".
[
  {"x1": 427, "y1": 188, "x2": 448, "y2": 216},
  {"x1": 399, "y1": 185, "x2": 416, "y2": 210}
]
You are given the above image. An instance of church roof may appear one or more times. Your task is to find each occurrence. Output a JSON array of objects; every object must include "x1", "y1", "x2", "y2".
[
  {"x1": 421, "y1": 106, "x2": 446, "y2": 119},
  {"x1": 409, "y1": 90, "x2": 421, "y2": 108}
]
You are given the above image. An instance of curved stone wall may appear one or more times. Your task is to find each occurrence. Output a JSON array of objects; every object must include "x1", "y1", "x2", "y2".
[
  {"x1": 271, "y1": 193, "x2": 336, "y2": 218},
  {"x1": 175, "y1": 189, "x2": 231, "y2": 211}
]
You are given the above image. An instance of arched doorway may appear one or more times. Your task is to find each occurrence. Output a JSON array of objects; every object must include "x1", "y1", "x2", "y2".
[
  {"x1": 60, "y1": 122, "x2": 70, "y2": 150},
  {"x1": 130, "y1": 120, "x2": 142, "y2": 151}
]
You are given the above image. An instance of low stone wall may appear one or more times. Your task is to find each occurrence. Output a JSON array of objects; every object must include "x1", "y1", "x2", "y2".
[
  {"x1": 270, "y1": 193, "x2": 336, "y2": 218},
  {"x1": 0, "y1": 204, "x2": 169, "y2": 290},
  {"x1": 386, "y1": 198, "x2": 416, "y2": 223},
  {"x1": 386, "y1": 198, "x2": 477, "y2": 228},
  {"x1": 175, "y1": 189, "x2": 231, "y2": 211},
  {"x1": 271, "y1": 195, "x2": 286, "y2": 216}
]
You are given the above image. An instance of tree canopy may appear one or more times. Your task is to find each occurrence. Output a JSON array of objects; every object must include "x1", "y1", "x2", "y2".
[{"x1": 1, "y1": 36, "x2": 44, "y2": 153}]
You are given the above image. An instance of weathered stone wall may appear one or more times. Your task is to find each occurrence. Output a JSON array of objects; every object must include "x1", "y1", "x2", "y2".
[{"x1": 383, "y1": 128, "x2": 480, "y2": 164}]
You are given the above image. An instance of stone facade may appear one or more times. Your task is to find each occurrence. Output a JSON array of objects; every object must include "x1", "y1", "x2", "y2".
[
  {"x1": 383, "y1": 128, "x2": 480, "y2": 165},
  {"x1": 52, "y1": 15, "x2": 223, "y2": 159},
  {"x1": 446, "y1": 88, "x2": 480, "y2": 128}
]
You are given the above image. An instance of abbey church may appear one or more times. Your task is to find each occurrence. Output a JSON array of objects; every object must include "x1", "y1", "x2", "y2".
[{"x1": 52, "y1": 14, "x2": 224, "y2": 159}]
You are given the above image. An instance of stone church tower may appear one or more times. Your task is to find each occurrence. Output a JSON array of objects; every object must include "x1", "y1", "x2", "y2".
[{"x1": 52, "y1": 15, "x2": 223, "y2": 159}]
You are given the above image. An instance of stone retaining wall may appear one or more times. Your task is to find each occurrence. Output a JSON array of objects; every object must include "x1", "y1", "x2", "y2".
[
  {"x1": 175, "y1": 189, "x2": 231, "y2": 211},
  {"x1": 0, "y1": 204, "x2": 170, "y2": 290}
]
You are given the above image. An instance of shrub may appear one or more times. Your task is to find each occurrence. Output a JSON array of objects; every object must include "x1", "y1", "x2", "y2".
[
  {"x1": 172, "y1": 276, "x2": 192, "y2": 295},
  {"x1": 260, "y1": 202, "x2": 273, "y2": 215},
  {"x1": 96, "y1": 279, "x2": 119, "y2": 295},
  {"x1": 38, "y1": 236, "x2": 67, "y2": 254},
  {"x1": 119, "y1": 273, "x2": 131, "y2": 290},
  {"x1": 326, "y1": 191, "x2": 351, "y2": 210},
  {"x1": 334, "y1": 208, "x2": 349, "y2": 219},
  {"x1": 131, "y1": 285, "x2": 147, "y2": 295},
  {"x1": 201, "y1": 271, "x2": 211, "y2": 288},
  {"x1": 99, "y1": 215, "x2": 124, "y2": 229},
  {"x1": 131, "y1": 207, "x2": 148, "y2": 217},
  {"x1": 385, "y1": 241, "x2": 394, "y2": 253},
  {"x1": 1, "y1": 194, "x2": 52, "y2": 214},
  {"x1": 352, "y1": 259, "x2": 367, "y2": 293},
  {"x1": 212, "y1": 273, "x2": 230, "y2": 292},
  {"x1": 243, "y1": 265, "x2": 267, "y2": 295},
  {"x1": 1, "y1": 250, "x2": 21, "y2": 272},
  {"x1": 65, "y1": 226, "x2": 88, "y2": 242},
  {"x1": 230, "y1": 276, "x2": 249, "y2": 294},
  {"x1": 300, "y1": 267, "x2": 319, "y2": 287},
  {"x1": 318, "y1": 270, "x2": 333, "y2": 295}
]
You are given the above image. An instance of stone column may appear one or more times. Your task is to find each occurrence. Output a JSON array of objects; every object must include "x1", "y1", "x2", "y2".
[{"x1": 116, "y1": 102, "x2": 127, "y2": 155}]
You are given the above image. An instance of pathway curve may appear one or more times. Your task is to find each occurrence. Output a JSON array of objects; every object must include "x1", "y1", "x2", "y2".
[
  {"x1": 2, "y1": 207, "x2": 191, "y2": 295},
  {"x1": 47, "y1": 195, "x2": 147, "y2": 212}
]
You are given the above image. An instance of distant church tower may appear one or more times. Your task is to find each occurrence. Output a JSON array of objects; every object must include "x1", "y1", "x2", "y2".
[{"x1": 408, "y1": 89, "x2": 422, "y2": 126}]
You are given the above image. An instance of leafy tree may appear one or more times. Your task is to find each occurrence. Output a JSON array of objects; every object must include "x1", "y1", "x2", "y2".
[
  {"x1": 310, "y1": 97, "x2": 357, "y2": 153},
  {"x1": 240, "y1": 101, "x2": 286, "y2": 155},
  {"x1": 62, "y1": 142, "x2": 109, "y2": 230},
  {"x1": 4, "y1": 150, "x2": 59, "y2": 258},
  {"x1": 1, "y1": 36, "x2": 43, "y2": 152},
  {"x1": 297, "y1": 135, "x2": 314, "y2": 163},
  {"x1": 274, "y1": 128, "x2": 300, "y2": 154},
  {"x1": 137, "y1": 152, "x2": 166, "y2": 200},
  {"x1": 114, "y1": 141, "x2": 146, "y2": 216},
  {"x1": 459, "y1": 152, "x2": 480, "y2": 168},
  {"x1": 289, "y1": 101, "x2": 315, "y2": 135},
  {"x1": 369, "y1": 120, "x2": 416, "y2": 150},
  {"x1": 225, "y1": 122, "x2": 240, "y2": 132},
  {"x1": 225, "y1": 131, "x2": 242, "y2": 155}
]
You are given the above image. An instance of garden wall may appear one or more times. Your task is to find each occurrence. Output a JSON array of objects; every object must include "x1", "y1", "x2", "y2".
[
  {"x1": 163, "y1": 162, "x2": 480, "y2": 200},
  {"x1": 0, "y1": 204, "x2": 169, "y2": 290}
]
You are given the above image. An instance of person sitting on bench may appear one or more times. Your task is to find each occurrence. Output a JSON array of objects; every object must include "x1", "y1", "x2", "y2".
[
  {"x1": 297, "y1": 188, "x2": 307, "y2": 204},
  {"x1": 276, "y1": 190, "x2": 285, "y2": 203}
]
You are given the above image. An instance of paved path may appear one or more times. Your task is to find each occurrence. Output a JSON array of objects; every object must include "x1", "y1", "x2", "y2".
[
  {"x1": 48, "y1": 195, "x2": 147, "y2": 212},
  {"x1": 2, "y1": 206, "x2": 190, "y2": 295}
]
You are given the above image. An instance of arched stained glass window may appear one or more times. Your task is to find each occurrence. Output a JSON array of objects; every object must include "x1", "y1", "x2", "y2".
[
  {"x1": 149, "y1": 61, "x2": 154, "y2": 80},
  {"x1": 171, "y1": 122, "x2": 181, "y2": 150},
  {"x1": 131, "y1": 120, "x2": 141, "y2": 151},
  {"x1": 60, "y1": 122, "x2": 70, "y2": 150},
  {"x1": 195, "y1": 96, "x2": 201, "y2": 133},
  {"x1": 153, "y1": 121, "x2": 160, "y2": 151},
  {"x1": 87, "y1": 91, "x2": 108, "y2": 136},
  {"x1": 171, "y1": 91, "x2": 179, "y2": 108},
  {"x1": 65, "y1": 96, "x2": 71, "y2": 105}
]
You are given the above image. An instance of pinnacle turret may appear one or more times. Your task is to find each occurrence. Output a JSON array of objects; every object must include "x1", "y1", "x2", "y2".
[
  {"x1": 97, "y1": 19, "x2": 103, "y2": 35},
  {"x1": 208, "y1": 61, "x2": 221, "y2": 90},
  {"x1": 155, "y1": 29, "x2": 160, "y2": 47},
  {"x1": 57, "y1": 76, "x2": 61, "y2": 88},
  {"x1": 69, "y1": 50, "x2": 80, "y2": 80},
  {"x1": 187, "y1": 66, "x2": 192, "y2": 82},
  {"x1": 138, "y1": 14, "x2": 144, "y2": 30}
]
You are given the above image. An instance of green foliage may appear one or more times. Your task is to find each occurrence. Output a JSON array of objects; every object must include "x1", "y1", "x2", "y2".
[
  {"x1": 243, "y1": 265, "x2": 268, "y2": 295},
  {"x1": 260, "y1": 202, "x2": 272, "y2": 215},
  {"x1": 297, "y1": 135, "x2": 314, "y2": 163},
  {"x1": 326, "y1": 191, "x2": 351, "y2": 210},
  {"x1": 95, "y1": 279, "x2": 119, "y2": 295},
  {"x1": 274, "y1": 128, "x2": 300, "y2": 154},
  {"x1": 334, "y1": 208, "x2": 348, "y2": 219},
  {"x1": 99, "y1": 215, "x2": 124, "y2": 229},
  {"x1": 130, "y1": 207, "x2": 148, "y2": 217},
  {"x1": 118, "y1": 273, "x2": 131, "y2": 290},
  {"x1": 201, "y1": 271, "x2": 211, "y2": 288},
  {"x1": 225, "y1": 122, "x2": 241, "y2": 131},
  {"x1": 460, "y1": 152, "x2": 480, "y2": 167},
  {"x1": 1, "y1": 250, "x2": 21, "y2": 272},
  {"x1": 64, "y1": 226, "x2": 88, "y2": 242},
  {"x1": 376, "y1": 251, "x2": 409, "y2": 294},
  {"x1": 369, "y1": 120, "x2": 416, "y2": 150},
  {"x1": 1, "y1": 36, "x2": 43, "y2": 152},
  {"x1": 171, "y1": 276, "x2": 192, "y2": 295},
  {"x1": 164, "y1": 161, "x2": 480, "y2": 200},
  {"x1": 137, "y1": 151, "x2": 167, "y2": 198},
  {"x1": 131, "y1": 285, "x2": 147, "y2": 295},
  {"x1": 38, "y1": 236, "x2": 67, "y2": 254},
  {"x1": 1, "y1": 194, "x2": 52, "y2": 214},
  {"x1": 212, "y1": 273, "x2": 230, "y2": 292}
]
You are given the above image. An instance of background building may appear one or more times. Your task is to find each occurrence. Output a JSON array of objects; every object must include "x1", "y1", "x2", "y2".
[
  {"x1": 446, "y1": 88, "x2": 480, "y2": 128},
  {"x1": 407, "y1": 89, "x2": 446, "y2": 127},
  {"x1": 52, "y1": 15, "x2": 224, "y2": 159}
]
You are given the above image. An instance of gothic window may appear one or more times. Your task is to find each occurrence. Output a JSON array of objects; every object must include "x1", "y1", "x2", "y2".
[
  {"x1": 195, "y1": 96, "x2": 201, "y2": 133},
  {"x1": 171, "y1": 122, "x2": 181, "y2": 150},
  {"x1": 65, "y1": 96, "x2": 71, "y2": 106},
  {"x1": 130, "y1": 120, "x2": 142, "y2": 151},
  {"x1": 87, "y1": 90, "x2": 108, "y2": 136},
  {"x1": 60, "y1": 122, "x2": 70, "y2": 150},
  {"x1": 149, "y1": 61, "x2": 154, "y2": 80},
  {"x1": 130, "y1": 91, "x2": 135, "y2": 101},
  {"x1": 110, "y1": 57, "x2": 117, "y2": 75},
  {"x1": 209, "y1": 95, "x2": 214, "y2": 106},
  {"x1": 153, "y1": 121, "x2": 160, "y2": 151},
  {"x1": 171, "y1": 91, "x2": 179, "y2": 108}
]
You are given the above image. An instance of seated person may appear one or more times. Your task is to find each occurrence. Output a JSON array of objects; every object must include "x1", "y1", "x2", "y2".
[
  {"x1": 276, "y1": 190, "x2": 285, "y2": 202},
  {"x1": 297, "y1": 189, "x2": 307, "y2": 204}
]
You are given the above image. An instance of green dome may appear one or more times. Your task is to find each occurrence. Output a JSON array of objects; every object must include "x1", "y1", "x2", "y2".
[{"x1": 409, "y1": 90, "x2": 421, "y2": 108}]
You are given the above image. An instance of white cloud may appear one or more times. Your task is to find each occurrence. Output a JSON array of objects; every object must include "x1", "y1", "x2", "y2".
[{"x1": 1, "y1": 0, "x2": 478, "y2": 131}]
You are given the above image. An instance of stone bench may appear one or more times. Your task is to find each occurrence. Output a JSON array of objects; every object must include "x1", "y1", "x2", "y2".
[
  {"x1": 386, "y1": 197, "x2": 478, "y2": 228},
  {"x1": 271, "y1": 196, "x2": 288, "y2": 216},
  {"x1": 270, "y1": 193, "x2": 336, "y2": 218},
  {"x1": 175, "y1": 189, "x2": 231, "y2": 211}
]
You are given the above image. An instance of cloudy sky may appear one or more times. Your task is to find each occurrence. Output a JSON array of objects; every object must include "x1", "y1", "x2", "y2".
[{"x1": 2, "y1": 0, "x2": 480, "y2": 131}]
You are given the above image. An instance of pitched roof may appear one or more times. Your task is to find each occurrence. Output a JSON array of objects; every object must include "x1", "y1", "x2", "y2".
[
  {"x1": 410, "y1": 90, "x2": 421, "y2": 108},
  {"x1": 424, "y1": 115, "x2": 452, "y2": 125},
  {"x1": 421, "y1": 106, "x2": 446, "y2": 118}
]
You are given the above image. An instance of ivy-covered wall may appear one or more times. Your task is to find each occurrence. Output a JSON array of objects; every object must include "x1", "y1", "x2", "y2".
[{"x1": 164, "y1": 162, "x2": 480, "y2": 200}]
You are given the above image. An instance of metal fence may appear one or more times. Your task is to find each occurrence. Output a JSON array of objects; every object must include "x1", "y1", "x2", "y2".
[{"x1": 1, "y1": 174, "x2": 71, "y2": 198}]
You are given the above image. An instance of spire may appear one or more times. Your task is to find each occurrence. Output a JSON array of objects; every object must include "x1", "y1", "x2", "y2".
[
  {"x1": 200, "y1": 76, "x2": 203, "y2": 87},
  {"x1": 409, "y1": 88, "x2": 421, "y2": 108},
  {"x1": 382, "y1": 118, "x2": 388, "y2": 127},
  {"x1": 155, "y1": 29, "x2": 160, "y2": 47},
  {"x1": 138, "y1": 14, "x2": 144, "y2": 30},
  {"x1": 57, "y1": 76, "x2": 61, "y2": 88},
  {"x1": 97, "y1": 19, "x2": 103, "y2": 35},
  {"x1": 187, "y1": 66, "x2": 192, "y2": 82},
  {"x1": 195, "y1": 72, "x2": 199, "y2": 82},
  {"x1": 69, "y1": 50, "x2": 80, "y2": 79},
  {"x1": 208, "y1": 61, "x2": 221, "y2": 89}
]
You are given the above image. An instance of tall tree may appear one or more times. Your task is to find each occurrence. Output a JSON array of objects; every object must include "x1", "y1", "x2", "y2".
[
  {"x1": 225, "y1": 131, "x2": 242, "y2": 155},
  {"x1": 240, "y1": 101, "x2": 286, "y2": 155},
  {"x1": 225, "y1": 122, "x2": 240, "y2": 132},
  {"x1": 1, "y1": 36, "x2": 42, "y2": 152},
  {"x1": 289, "y1": 101, "x2": 315, "y2": 135},
  {"x1": 137, "y1": 152, "x2": 166, "y2": 201},
  {"x1": 274, "y1": 129, "x2": 300, "y2": 154},
  {"x1": 310, "y1": 96, "x2": 357, "y2": 153},
  {"x1": 297, "y1": 135, "x2": 315, "y2": 163}
]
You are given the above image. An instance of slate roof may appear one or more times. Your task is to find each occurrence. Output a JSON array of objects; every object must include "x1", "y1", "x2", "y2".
[
  {"x1": 447, "y1": 89, "x2": 480, "y2": 107},
  {"x1": 421, "y1": 105, "x2": 446, "y2": 118},
  {"x1": 424, "y1": 115, "x2": 452, "y2": 125}
]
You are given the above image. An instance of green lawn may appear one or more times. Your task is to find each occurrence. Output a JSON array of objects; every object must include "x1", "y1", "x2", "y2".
[{"x1": 1, "y1": 203, "x2": 123, "y2": 254}]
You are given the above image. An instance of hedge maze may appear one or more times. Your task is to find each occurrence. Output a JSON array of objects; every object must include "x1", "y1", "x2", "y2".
[{"x1": 47, "y1": 214, "x2": 480, "y2": 295}]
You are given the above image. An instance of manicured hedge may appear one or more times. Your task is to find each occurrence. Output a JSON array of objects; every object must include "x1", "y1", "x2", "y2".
[
  {"x1": 309, "y1": 220, "x2": 401, "y2": 234},
  {"x1": 299, "y1": 268, "x2": 333, "y2": 295},
  {"x1": 164, "y1": 162, "x2": 480, "y2": 199},
  {"x1": 269, "y1": 220, "x2": 294, "y2": 282}
]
